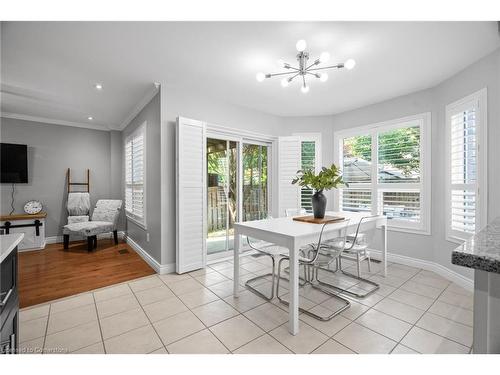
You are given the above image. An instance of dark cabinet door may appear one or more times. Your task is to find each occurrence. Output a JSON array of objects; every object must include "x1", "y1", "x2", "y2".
[
  {"x1": 1, "y1": 248, "x2": 17, "y2": 309},
  {"x1": 0, "y1": 297, "x2": 18, "y2": 354},
  {"x1": 1, "y1": 248, "x2": 19, "y2": 354}
]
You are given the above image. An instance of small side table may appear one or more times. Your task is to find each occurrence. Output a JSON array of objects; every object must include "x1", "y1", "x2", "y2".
[{"x1": 0, "y1": 213, "x2": 47, "y2": 251}]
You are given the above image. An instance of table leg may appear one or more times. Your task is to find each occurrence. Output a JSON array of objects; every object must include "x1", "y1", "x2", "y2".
[
  {"x1": 288, "y1": 240, "x2": 299, "y2": 335},
  {"x1": 233, "y1": 231, "x2": 240, "y2": 297},
  {"x1": 382, "y1": 223, "x2": 387, "y2": 277}
]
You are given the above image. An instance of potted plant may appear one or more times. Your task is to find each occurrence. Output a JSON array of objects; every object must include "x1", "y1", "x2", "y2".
[{"x1": 291, "y1": 164, "x2": 346, "y2": 219}]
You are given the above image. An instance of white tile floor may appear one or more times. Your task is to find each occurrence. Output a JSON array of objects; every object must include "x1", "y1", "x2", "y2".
[{"x1": 18, "y1": 255, "x2": 474, "y2": 354}]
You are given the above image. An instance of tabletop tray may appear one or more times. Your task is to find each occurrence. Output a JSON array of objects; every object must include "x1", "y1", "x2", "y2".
[{"x1": 292, "y1": 215, "x2": 345, "y2": 224}]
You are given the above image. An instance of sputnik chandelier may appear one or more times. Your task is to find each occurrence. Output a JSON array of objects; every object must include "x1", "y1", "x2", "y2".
[{"x1": 256, "y1": 39, "x2": 356, "y2": 93}]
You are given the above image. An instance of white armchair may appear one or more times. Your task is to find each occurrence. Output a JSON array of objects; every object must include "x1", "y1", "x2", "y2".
[{"x1": 63, "y1": 199, "x2": 122, "y2": 251}]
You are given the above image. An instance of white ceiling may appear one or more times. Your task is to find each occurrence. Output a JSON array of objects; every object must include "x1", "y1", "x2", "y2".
[{"x1": 1, "y1": 21, "x2": 499, "y2": 130}]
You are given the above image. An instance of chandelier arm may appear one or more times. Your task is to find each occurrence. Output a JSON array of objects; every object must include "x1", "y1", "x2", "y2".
[
  {"x1": 302, "y1": 75, "x2": 306, "y2": 87},
  {"x1": 267, "y1": 70, "x2": 300, "y2": 78},
  {"x1": 306, "y1": 72, "x2": 320, "y2": 78},
  {"x1": 288, "y1": 73, "x2": 300, "y2": 82},
  {"x1": 305, "y1": 60, "x2": 320, "y2": 70},
  {"x1": 307, "y1": 64, "x2": 344, "y2": 72}
]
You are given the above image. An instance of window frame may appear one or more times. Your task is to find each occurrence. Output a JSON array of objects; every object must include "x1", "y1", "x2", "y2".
[
  {"x1": 124, "y1": 121, "x2": 147, "y2": 229},
  {"x1": 293, "y1": 133, "x2": 322, "y2": 213},
  {"x1": 333, "y1": 113, "x2": 431, "y2": 235},
  {"x1": 445, "y1": 88, "x2": 487, "y2": 243}
]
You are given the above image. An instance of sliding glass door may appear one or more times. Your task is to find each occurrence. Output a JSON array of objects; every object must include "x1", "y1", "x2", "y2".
[
  {"x1": 206, "y1": 138, "x2": 237, "y2": 257},
  {"x1": 206, "y1": 137, "x2": 270, "y2": 260},
  {"x1": 242, "y1": 143, "x2": 269, "y2": 222}
]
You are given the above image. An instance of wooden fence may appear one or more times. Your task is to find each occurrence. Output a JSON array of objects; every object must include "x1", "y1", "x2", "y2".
[{"x1": 207, "y1": 186, "x2": 267, "y2": 233}]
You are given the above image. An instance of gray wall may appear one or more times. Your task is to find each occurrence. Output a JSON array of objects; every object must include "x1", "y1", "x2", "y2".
[
  {"x1": 122, "y1": 92, "x2": 162, "y2": 263},
  {"x1": 0, "y1": 118, "x2": 122, "y2": 236}
]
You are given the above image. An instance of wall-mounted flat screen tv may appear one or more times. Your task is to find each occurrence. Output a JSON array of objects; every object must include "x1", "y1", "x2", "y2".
[{"x1": 1, "y1": 143, "x2": 28, "y2": 183}]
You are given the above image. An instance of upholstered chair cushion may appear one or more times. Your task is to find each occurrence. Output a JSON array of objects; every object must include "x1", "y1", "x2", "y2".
[{"x1": 67, "y1": 192, "x2": 91, "y2": 216}]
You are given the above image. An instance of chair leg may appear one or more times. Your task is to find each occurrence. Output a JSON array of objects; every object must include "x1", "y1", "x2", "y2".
[
  {"x1": 367, "y1": 253, "x2": 372, "y2": 273},
  {"x1": 245, "y1": 255, "x2": 279, "y2": 301},
  {"x1": 356, "y1": 252, "x2": 361, "y2": 278},
  {"x1": 87, "y1": 236, "x2": 93, "y2": 252},
  {"x1": 113, "y1": 230, "x2": 118, "y2": 245},
  {"x1": 277, "y1": 259, "x2": 350, "y2": 321},
  {"x1": 316, "y1": 265, "x2": 380, "y2": 298},
  {"x1": 63, "y1": 234, "x2": 69, "y2": 250},
  {"x1": 93, "y1": 235, "x2": 98, "y2": 249}
]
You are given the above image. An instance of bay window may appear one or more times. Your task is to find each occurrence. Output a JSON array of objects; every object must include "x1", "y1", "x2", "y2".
[{"x1": 334, "y1": 113, "x2": 431, "y2": 234}]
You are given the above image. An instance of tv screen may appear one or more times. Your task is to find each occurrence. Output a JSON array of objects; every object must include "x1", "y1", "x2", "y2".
[{"x1": 1, "y1": 143, "x2": 28, "y2": 183}]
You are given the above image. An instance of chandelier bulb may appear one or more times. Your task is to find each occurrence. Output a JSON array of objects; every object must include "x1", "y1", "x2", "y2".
[
  {"x1": 256, "y1": 72, "x2": 266, "y2": 82},
  {"x1": 296, "y1": 39, "x2": 307, "y2": 52},
  {"x1": 319, "y1": 52, "x2": 330, "y2": 63},
  {"x1": 301, "y1": 84, "x2": 310, "y2": 94},
  {"x1": 281, "y1": 78, "x2": 290, "y2": 87},
  {"x1": 319, "y1": 73, "x2": 329, "y2": 82},
  {"x1": 345, "y1": 59, "x2": 356, "y2": 70}
]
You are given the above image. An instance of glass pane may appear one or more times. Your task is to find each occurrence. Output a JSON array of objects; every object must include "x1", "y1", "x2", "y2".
[
  {"x1": 378, "y1": 126, "x2": 420, "y2": 183},
  {"x1": 380, "y1": 191, "x2": 420, "y2": 222},
  {"x1": 243, "y1": 143, "x2": 268, "y2": 221},
  {"x1": 342, "y1": 135, "x2": 372, "y2": 184},
  {"x1": 206, "y1": 138, "x2": 229, "y2": 255}
]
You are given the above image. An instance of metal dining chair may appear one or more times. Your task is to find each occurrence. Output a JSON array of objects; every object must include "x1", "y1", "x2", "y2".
[
  {"x1": 316, "y1": 216, "x2": 380, "y2": 298},
  {"x1": 276, "y1": 219, "x2": 351, "y2": 321},
  {"x1": 244, "y1": 208, "x2": 310, "y2": 300}
]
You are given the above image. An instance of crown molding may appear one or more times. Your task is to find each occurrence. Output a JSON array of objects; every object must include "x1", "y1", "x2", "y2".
[
  {"x1": 118, "y1": 84, "x2": 159, "y2": 131},
  {"x1": 0, "y1": 112, "x2": 113, "y2": 132}
]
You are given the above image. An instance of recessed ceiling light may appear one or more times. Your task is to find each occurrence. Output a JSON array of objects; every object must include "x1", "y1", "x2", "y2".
[
  {"x1": 87, "y1": 116, "x2": 93, "y2": 121},
  {"x1": 94, "y1": 83, "x2": 103, "y2": 90}
]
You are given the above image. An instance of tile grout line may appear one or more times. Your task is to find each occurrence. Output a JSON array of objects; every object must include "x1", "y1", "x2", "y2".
[
  {"x1": 40, "y1": 303, "x2": 51, "y2": 354},
  {"x1": 128, "y1": 279, "x2": 171, "y2": 354},
  {"x1": 91, "y1": 292, "x2": 107, "y2": 354},
  {"x1": 156, "y1": 271, "x2": 235, "y2": 353},
  {"x1": 388, "y1": 270, "x2": 454, "y2": 353}
]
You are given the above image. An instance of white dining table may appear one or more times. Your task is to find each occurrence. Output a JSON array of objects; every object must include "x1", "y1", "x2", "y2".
[{"x1": 233, "y1": 211, "x2": 387, "y2": 335}]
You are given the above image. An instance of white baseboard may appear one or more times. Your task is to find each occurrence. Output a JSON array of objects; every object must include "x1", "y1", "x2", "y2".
[
  {"x1": 124, "y1": 234, "x2": 174, "y2": 275},
  {"x1": 369, "y1": 249, "x2": 474, "y2": 291}
]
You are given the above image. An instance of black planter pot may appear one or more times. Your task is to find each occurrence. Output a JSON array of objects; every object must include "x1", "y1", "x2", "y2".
[{"x1": 312, "y1": 190, "x2": 327, "y2": 219}]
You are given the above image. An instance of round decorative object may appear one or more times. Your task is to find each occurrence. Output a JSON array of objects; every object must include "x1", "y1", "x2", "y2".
[{"x1": 23, "y1": 200, "x2": 43, "y2": 215}]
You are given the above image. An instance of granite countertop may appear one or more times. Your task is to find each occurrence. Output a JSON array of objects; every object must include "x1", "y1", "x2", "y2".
[
  {"x1": 0, "y1": 233, "x2": 24, "y2": 263},
  {"x1": 452, "y1": 217, "x2": 500, "y2": 274}
]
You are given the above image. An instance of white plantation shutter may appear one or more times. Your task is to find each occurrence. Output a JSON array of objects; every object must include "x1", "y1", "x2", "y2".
[
  {"x1": 278, "y1": 136, "x2": 301, "y2": 217},
  {"x1": 176, "y1": 117, "x2": 207, "y2": 273},
  {"x1": 300, "y1": 140, "x2": 317, "y2": 212},
  {"x1": 446, "y1": 89, "x2": 487, "y2": 241},
  {"x1": 340, "y1": 189, "x2": 372, "y2": 212},
  {"x1": 125, "y1": 125, "x2": 145, "y2": 225}
]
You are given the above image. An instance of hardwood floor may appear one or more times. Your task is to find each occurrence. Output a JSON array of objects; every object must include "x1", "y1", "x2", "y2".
[{"x1": 18, "y1": 238, "x2": 156, "y2": 308}]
